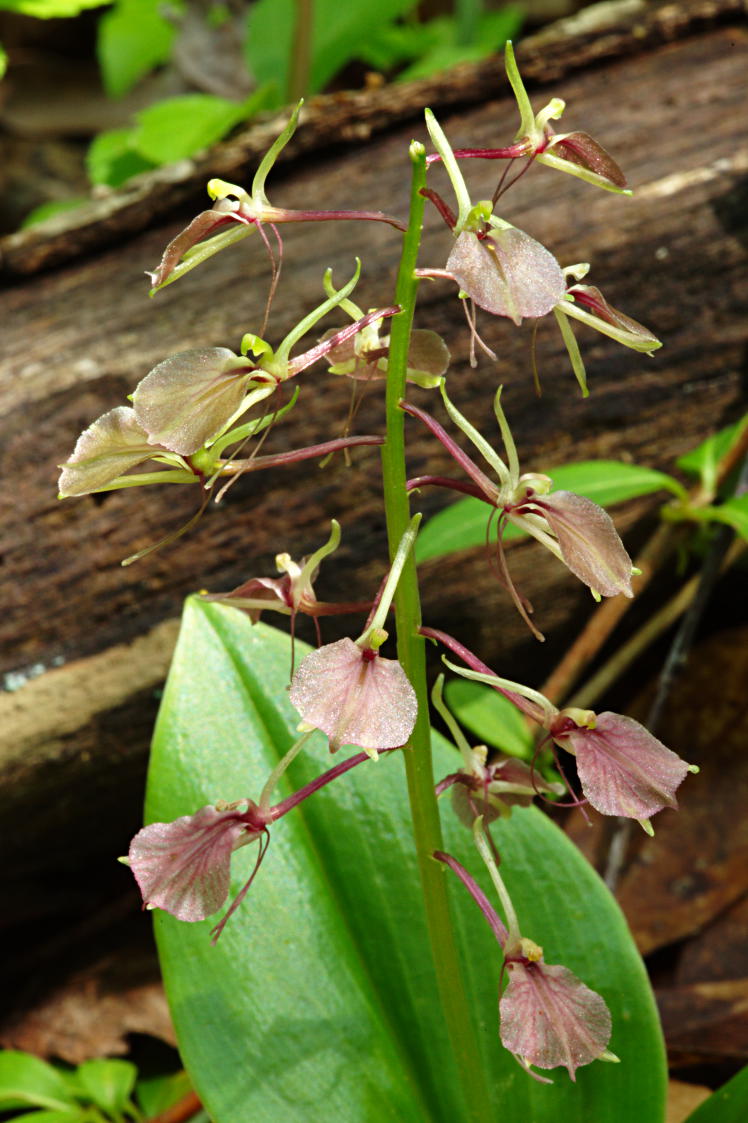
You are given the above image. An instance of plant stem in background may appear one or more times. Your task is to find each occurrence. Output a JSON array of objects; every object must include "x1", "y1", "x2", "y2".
[
  {"x1": 380, "y1": 141, "x2": 490, "y2": 1118},
  {"x1": 290, "y1": 0, "x2": 314, "y2": 101}
]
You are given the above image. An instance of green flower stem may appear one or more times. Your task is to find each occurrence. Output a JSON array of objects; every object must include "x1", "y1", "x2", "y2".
[{"x1": 380, "y1": 141, "x2": 490, "y2": 1118}]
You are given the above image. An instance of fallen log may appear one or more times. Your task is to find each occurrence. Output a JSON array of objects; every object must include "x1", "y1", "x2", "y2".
[{"x1": 1, "y1": 0, "x2": 746, "y2": 1013}]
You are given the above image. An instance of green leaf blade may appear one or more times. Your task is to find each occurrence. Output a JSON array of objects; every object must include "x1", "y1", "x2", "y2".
[
  {"x1": 97, "y1": 0, "x2": 176, "y2": 98},
  {"x1": 76, "y1": 1058, "x2": 137, "y2": 1115},
  {"x1": 0, "y1": 1052, "x2": 79, "y2": 1114},
  {"x1": 146, "y1": 600, "x2": 666, "y2": 1121}
]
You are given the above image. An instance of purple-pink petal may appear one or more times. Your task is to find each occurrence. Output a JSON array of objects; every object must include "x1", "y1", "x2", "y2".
[
  {"x1": 129, "y1": 805, "x2": 260, "y2": 922},
  {"x1": 289, "y1": 637, "x2": 417, "y2": 753},
  {"x1": 559, "y1": 712, "x2": 690, "y2": 820},
  {"x1": 446, "y1": 229, "x2": 566, "y2": 324},
  {"x1": 500, "y1": 959, "x2": 611, "y2": 1079},
  {"x1": 531, "y1": 490, "x2": 634, "y2": 597}
]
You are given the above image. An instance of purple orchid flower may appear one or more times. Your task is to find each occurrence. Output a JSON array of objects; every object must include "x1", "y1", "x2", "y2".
[
  {"x1": 426, "y1": 43, "x2": 628, "y2": 196},
  {"x1": 404, "y1": 383, "x2": 635, "y2": 639},
  {"x1": 431, "y1": 674, "x2": 562, "y2": 825},
  {"x1": 422, "y1": 627, "x2": 696, "y2": 832},
  {"x1": 127, "y1": 742, "x2": 401, "y2": 940},
  {"x1": 148, "y1": 102, "x2": 405, "y2": 292},
  {"x1": 435, "y1": 818, "x2": 615, "y2": 1081},
  {"x1": 289, "y1": 518, "x2": 420, "y2": 758}
]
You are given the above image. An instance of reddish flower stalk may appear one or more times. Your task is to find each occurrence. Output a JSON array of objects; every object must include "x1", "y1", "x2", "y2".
[{"x1": 127, "y1": 743, "x2": 402, "y2": 937}]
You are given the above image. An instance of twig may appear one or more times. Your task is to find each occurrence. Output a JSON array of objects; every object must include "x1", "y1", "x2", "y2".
[{"x1": 147, "y1": 1090, "x2": 203, "y2": 1123}]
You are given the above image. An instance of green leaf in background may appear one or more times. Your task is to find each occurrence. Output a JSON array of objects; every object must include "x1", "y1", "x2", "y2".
[
  {"x1": 0, "y1": 0, "x2": 110, "y2": 15},
  {"x1": 97, "y1": 0, "x2": 176, "y2": 98},
  {"x1": 683, "y1": 1064, "x2": 748, "y2": 1122},
  {"x1": 415, "y1": 459, "x2": 683, "y2": 563},
  {"x1": 131, "y1": 88, "x2": 271, "y2": 165},
  {"x1": 0, "y1": 43, "x2": 7, "y2": 79},
  {"x1": 146, "y1": 599, "x2": 666, "y2": 1122},
  {"x1": 443, "y1": 676, "x2": 533, "y2": 759},
  {"x1": 246, "y1": 0, "x2": 417, "y2": 101},
  {"x1": 20, "y1": 197, "x2": 87, "y2": 228},
  {"x1": 76, "y1": 1058, "x2": 137, "y2": 1115},
  {"x1": 136, "y1": 1070, "x2": 192, "y2": 1117},
  {"x1": 0, "y1": 1052, "x2": 79, "y2": 1115},
  {"x1": 8, "y1": 1112, "x2": 85, "y2": 1122},
  {"x1": 86, "y1": 127, "x2": 155, "y2": 188},
  {"x1": 396, "y1": 9, "x2": 523, "y2": 83},
  {"x1": 702, "y1": 494, "x2": 748, "y2": 541},
  {"x1": 676, "y1": 416, "x2": 748, "y2": 494}
]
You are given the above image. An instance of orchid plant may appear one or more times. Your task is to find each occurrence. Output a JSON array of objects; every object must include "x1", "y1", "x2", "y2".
[{"x1": 60, "y1": 42, "x2": 695, "y2": 1121}]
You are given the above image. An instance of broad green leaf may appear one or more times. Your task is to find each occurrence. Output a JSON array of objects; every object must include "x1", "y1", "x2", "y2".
[
  {"x1": 0, "y1": 43, "x2": 7, "y2": 79},
  {"x1": 676, "y1": 416, "x2": 748, "y2": 494},
  {"x1": 146, "y1": 599, "x2": 666, "y2": 1122},
  {"x1": 246, "y1": 0, "x2": 417, "y2": 100},
  {"x1": 76, "y1": 1059, "x2": 137, "y2": 1114},
  {"x1": 0, "y1": 0, "x2": 110, "y2": 15},
  {"x1": 683, "y1": 1064, "x2": 748, "y2": 1122},
  {"x1": 415, "y1": 459, "x2": 683, "y2": 562},
  {"x1": 97, "y1": 0, "x2": 176, "y2": 98},
  {"x1": 131, "y1": 89, "x2": 271, "y2": 165},
  {"x1": 86, "y1": 128, "x2": 155, "y2": 188},
  {"x1": 136, "y1": 1070, "x2": 192, "y2": 1116},
  {"x1": 444, "y1": 677, "x2": 533, "y2": 759},
  {"x1": 0, "y1": 1052, "x2": 78, "y2": 1114},
  {"x1": 702, "y1": 494, "x2": 748, "y2": 541}
]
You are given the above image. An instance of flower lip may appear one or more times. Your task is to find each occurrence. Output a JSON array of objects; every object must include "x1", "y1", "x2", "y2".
[{"x1": 552, "y1": 710, "x2": 693, "y2": 823}]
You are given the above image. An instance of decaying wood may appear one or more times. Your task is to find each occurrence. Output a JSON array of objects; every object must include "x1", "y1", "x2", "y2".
[
  {"x1": 0, "y1": 0, "x2": 744, "y2": 278},
  {"x1": 1, "y1": 3, "x2": 746, "y2": 1011}
]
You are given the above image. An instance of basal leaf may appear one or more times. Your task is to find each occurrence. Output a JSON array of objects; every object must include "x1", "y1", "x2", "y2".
[
  {"x1": 146, "y1": 600, "x2": 665, "y2": 1122},
  {"x1": 416, "y1": 459, "x2": 681, "y2": 562},
  {"x1": 703, "y1": 494, "x2": 748, "y2": 541},
  {"x1": 246, "y1": 0, "x2": 417, "y2": 99},
  {"x1": 86, "y1": 128, "x2": 155, "y2": 188},
  {"x1": 136, "y1": 1070, "x2": 192, "y2": 1117}
]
